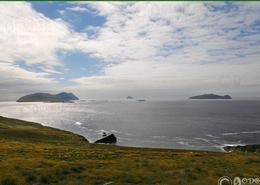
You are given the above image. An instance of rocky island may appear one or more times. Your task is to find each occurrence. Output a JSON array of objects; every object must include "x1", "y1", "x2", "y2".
[
  {"x1": 189, "y1": 93, "x2": 232, "y2": 99},
  {"x1": 17, "y1": 92, "x2": 79, "y2": 102}
]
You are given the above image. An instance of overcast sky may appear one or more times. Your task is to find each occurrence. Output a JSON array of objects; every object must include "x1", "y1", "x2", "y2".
[{"x1": 0, "y1": 2, "x2": 260, "y2": 100}]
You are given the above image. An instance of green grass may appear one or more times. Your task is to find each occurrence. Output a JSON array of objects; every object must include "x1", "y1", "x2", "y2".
[{"x1": 0, "y1": 116, "x2": 259, "y2": 185}]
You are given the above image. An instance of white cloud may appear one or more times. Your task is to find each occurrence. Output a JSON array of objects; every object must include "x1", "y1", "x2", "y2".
[
  {"x1": 78, "y1": 3, "x2": 260, "y2": 64},
  {"x1": 69, "y1": 59, "x2": 260, "y2": 98},
  {"x1": 0, "y1": 2, "x2": 86, "y2": 100},
  {"x1": 1, "y1": 2, "x2": 260, "y2": 100},
  {"x1": 0, "y1": 62, "x2": 62, "y2": 100},
  {"x1": 0, "y1": 2, "x2": 88, "y2": 67},
  {"x1": 69, "y1": 2, "x2": 260, "y2": 98},
  {"x1": 67, "y1": 6, "x2": 89, "y2": 13}
]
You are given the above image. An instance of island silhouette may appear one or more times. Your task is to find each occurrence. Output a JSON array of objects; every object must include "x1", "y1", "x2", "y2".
[
  {"x1": 189, "y1": 93, "x2": 232, "y2": 99},
  {"x1": 17, "y1": 92, "x2": 78, "y2": 102}
]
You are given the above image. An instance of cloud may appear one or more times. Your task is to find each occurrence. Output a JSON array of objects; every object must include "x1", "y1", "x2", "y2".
[
  {"x1": 1, "y1": 2, "x2": 260, "y2": 100},
  {"x1": 0, "y1": 62, "x2": 62, "y2": 100},
  {"x1": 0, "y1": 2, "x2": 87, "y2": 100},
  {"x1": 69, "y1": 59, "x2": 260, "y2": 99},
  {"x1": 76, "y1": 2, "x2": 260, "y2": 64},
  {"x1": 68, "y1": 2, "x2": 260, "y2": 98},
  {"x1": 0, "y1": 3, "x2": 88, "y2": 68},
  {"x1": 66, "y1": 6, "x2": 89, "y2": 13}
]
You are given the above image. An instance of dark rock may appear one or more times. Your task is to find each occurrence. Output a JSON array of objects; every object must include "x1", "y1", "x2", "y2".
[
  {"x1": 223, "y1": 144, "x2": 260, "y2": 152},
  {"x1": 189, "y1": 93, "x2": 232, "y2": 99},
  {"x1": 94, "y1": 134, "x2": 117, "y2": 144},
  {"x1": 126, "y1": 96, "x2": 134, "y2": 99}
]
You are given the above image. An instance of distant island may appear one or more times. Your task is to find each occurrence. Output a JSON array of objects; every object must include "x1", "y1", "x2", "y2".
[
  {"x1": 126, "y1": 96, "x2": 134, "y2": 99},
  {"x1": 137, "y1": 99, "x2": 146, "y2": 102},
  {"x1": 189, "y1": 93, "x2": 232, "y2": 99},
  {"x1": 17, "y1": 92, "x2": 79, "y2": 102}
]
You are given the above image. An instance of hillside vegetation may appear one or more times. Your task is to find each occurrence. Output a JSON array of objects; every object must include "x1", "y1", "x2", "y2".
[{"x1": 0, "y1": 116, "x2": 259, "y2": 185}]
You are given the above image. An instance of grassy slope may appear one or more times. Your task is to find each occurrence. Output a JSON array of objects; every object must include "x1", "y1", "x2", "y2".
[{"x1": 0, "y1": 116, "x2": 259, "y2": 185}]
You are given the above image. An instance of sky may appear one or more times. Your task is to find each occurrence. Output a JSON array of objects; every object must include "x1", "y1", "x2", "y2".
[{"x1": 0, "y1": 2, "x2": 260, "y2": 100}]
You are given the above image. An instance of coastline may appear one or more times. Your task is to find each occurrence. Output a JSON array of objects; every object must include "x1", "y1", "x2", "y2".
[
  {"x1": 0, "y1": 116, "x2": 259, "y2": 185},
  {"x1": 0, "y1": 115, "x2": 220, "y2": 153},
  {"x1": 223, "y1": 144, "x2": 260, "y2": 152},
  {"x1": 0, "y1": 115, "x2": 259, "y2": 153},
  {"x1": 1, "y1": 100, "x2": 260, "y2": 153}
]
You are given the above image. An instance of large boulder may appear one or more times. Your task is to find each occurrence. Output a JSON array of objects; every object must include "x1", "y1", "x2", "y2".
[{"x1": 94, "y1": 134, "x2": 117, "y2": 144}]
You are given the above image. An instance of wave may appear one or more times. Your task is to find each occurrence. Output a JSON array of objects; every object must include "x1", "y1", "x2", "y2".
[
  {"x1": 193, "y1": 137, "x2": 210, "y2": 143},
  {"x1": 222, "y1": 130, "x2": 260, "y2": 136},
  {"x1": 152, "y1": 135, "x2": 166, "y2": 139},
  {"x1": 206, "y1": 134, "x2": 219, "y2": 138},
  {"x1": 241, "y1": 130, "x2": 260, "y2": 134},
  {"x1": 219, "y1": 143, "x2": 246, "y2": 152},
  {"x1": 95, "y1": 129, "x2": 108, "y2": 135},
  {"x1": 177, "y1": 141, "x2": 191, "y2": 146},
  {"x1": 222, "y1": 132, "x2": 239, "y2": 136},
  {"x1": 110, "y1": 129, "x2": 122, "y2": 134}
]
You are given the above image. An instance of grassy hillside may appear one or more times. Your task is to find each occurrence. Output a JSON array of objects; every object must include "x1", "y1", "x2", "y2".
[
  {"x1": 0, "y1": 116, "x2": 259, "y2": 185},
  {"x1": 0, "y1": 116, "x2": 87, "y2": 144}
]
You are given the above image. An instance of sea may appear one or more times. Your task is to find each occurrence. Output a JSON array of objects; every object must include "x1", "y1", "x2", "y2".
[{"x1": 0, "y1": 100, "x2": 259, "y2": 152}]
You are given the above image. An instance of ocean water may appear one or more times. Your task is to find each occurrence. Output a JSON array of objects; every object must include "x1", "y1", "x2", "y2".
[{"x1": 0, "y1": 100, "x2": 259, "y2": 151}]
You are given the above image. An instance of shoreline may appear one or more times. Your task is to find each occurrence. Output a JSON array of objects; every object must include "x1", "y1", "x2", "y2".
[
  {"x1": 223, "y1": 143, "x2": 260, "y2": 152},
  {"x1": 1, "y1": 116, "x2": 259, "y2": 185},
  {"x1": 1, "y1": 115, "x2": 258, "y2": 153}
]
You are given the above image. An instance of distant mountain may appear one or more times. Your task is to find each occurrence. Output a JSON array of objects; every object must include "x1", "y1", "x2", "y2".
[
  {"x1": 189, "y1": 93, "x2": 232, "y2": 99},
  {"x1": 17, "y1": 92, "x2": 79, "y2": 102}
]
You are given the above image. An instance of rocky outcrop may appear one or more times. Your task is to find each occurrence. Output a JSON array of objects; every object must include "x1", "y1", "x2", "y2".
[
  {"x1": 224, "y1": 144, "x2": 260, "y2": 152},
  {"x1": 94, "y1": 134, "x2": 117, "y2": 144}
]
